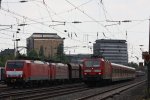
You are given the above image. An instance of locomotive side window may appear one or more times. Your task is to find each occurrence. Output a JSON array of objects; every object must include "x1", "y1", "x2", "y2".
[
  {"x1": 7, "y1": 62, "x2": 24, "y2": 68},
  {"x1": 84, "y1": 60, "x2": 100, "y2": 67}
]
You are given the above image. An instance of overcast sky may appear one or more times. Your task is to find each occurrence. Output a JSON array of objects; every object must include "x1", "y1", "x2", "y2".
[{"x1": 0, "y1": 0, "x2": 150, "y2": 63}]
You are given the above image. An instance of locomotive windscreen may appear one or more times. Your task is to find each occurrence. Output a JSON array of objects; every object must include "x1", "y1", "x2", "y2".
[
  {"x1": 6, "y1": 61, "x2": 24, "y2": 68},
  {"x1": 84, "y1": 60, "x2": 100, "y2": 67}
]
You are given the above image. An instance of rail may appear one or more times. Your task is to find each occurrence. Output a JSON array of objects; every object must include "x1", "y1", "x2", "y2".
[{"x1": 76, "y1": 80, "x2": 146, "y2": 100}]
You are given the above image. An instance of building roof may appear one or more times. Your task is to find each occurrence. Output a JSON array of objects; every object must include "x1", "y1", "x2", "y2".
[
  {"x1": 28, "y1": 33, "x2": 63, "y2": 39},
  {"x1": 95, "y1": 39, "x2": 126, "y2": 43}
]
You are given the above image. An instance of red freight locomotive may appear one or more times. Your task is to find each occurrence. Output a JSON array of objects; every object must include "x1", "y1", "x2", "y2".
[
  {"x1": 83, "y1": 58, "x2": 135, "y2": 85},
  {"x1": 5, "y1": 60, "x2": 82, "y2": 87}
]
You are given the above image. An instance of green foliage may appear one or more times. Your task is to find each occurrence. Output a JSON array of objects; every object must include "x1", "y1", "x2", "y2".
[
  {"x1": 53, "y1": 53, "x2": 69, "y2": 63},
  {"x1": 27, "y1": 49, "x2": 38, "y2": 58},
  {"x1": 49, "y1": 44, "x2": 69, "y2": 63},
  {"x1": 0, "y1": 43, "x2": 70, "y2": 64},
  {"x1": 49, "y1": 43, "x2": 70, "y2": 63},
  {"x1": 0, "y1": 60, "x2": 4, "y2": 67},
  {"x1": 128, "y1": 62, "x2": 138, "y2": 68},
  {"x1": 57, "y1": 44, "x2": 63, "y2": 56},
  {"x1": 39, "y1": 46, "x2": 45, "y2": 60},
  {"x1": 0, "y1": 54, "x2": 15, "y2": 67},
  {"x1": 61, "y1": 54, "x2": 70, "y2": 63}
]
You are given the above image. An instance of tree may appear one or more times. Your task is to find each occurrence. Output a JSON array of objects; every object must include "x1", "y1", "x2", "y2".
[
  {"x1": 39, "y1": 46, "x2": 45, "y2": 60},
  {"x1": 0, "y1": 60, "x2": 4, "y2": 67},
  {"x1": 27, "y1": 49, "x2": 38, "y2": 58},
  {"x1": 0, "y1": 54, "x2": 15, "y2": 67},
  {"x1": 57, "y1": 44, "x2": 63, "y2": 56},
  {"x1": 49, "y1": 43, "x2": 69, "y2": 63},
  {"x1": 128, "y1": 62, "x2": 138, "y2": 69},
  {"x1": 56, "y1": 44, "x2": 64, "y2": 61}
]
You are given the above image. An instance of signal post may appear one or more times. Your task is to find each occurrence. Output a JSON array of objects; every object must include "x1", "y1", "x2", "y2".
[
  {"x1": 148, "y1": 18, "x2": 150, "y2": 97},
  {"x1": 143, "y1": 52, "x2": 150, "y2": 97},
  {"x1": 143, "y1": 17, "x2": 150, "y2": 97}
]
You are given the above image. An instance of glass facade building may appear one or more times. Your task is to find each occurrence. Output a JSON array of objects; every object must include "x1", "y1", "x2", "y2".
[{"x1": 93, "y1": 39, "x2": 128, "y2": 65}]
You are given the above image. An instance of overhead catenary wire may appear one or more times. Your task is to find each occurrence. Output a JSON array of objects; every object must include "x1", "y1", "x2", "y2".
[
  {"x1": 97, "y1": 0, "x2": 125, "y2": 39},
  {"x1": 35, "y1": 0, "x2": 98, "y2": 44},
  {"x1": 65, "y1": 0, "x2": 110, "y2": 33},
  {"x1": 2, "y1": 0, "x2": 40, "y2": 3},
  {"x1": 1, "y1": 7, "x2": 92, "y2": 48},
  {"x1": 52, "y1": 0, "x2": 94, "y2": 16},
  {"x1": 0, "y1": 0, "x2": 149, "y2": 57},
  {"x1": 41, "y1": 0, "x2": 53, "y2": 21},
  {"x1": 35, "y1": 0, "x2": 96, "y2": 45}
]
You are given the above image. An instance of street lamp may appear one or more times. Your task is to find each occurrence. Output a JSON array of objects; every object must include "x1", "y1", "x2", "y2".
[
  {"x1": 16, "y1": 39, "x2": 20, "y2": 48},
  {"x1": 139, "y1": 45, "x2": 144, "y2": 58},
  {"x1": 139, "y1": 45, "x2": 144, "y2": 51}
]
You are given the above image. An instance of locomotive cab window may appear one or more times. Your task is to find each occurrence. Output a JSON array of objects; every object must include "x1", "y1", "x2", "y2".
[
  {"x1": 84, "y1": 60, "x2": 100, "y2": 67},
  {"x1": 7, "y1": 62, "x2": 24, "y2": 68}
]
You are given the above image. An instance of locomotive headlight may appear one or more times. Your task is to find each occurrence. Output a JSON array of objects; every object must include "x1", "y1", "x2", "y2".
[
  {"x1": 94, "y1": 70, "x2": 101, "y2": 72},
  {"x1": 84, "y1": 72, "x2": 87, "y2": 75}
]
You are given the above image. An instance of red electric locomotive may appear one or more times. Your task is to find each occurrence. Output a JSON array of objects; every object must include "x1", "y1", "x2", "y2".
[
  {"x1": 5, "y1": 60, "x2": 50, "y2": 87},
  {"x1": 83, "y1": 57, "x2": 135, "y2": 85},
  {"x1": 5, "y1": 60, "x2": 83, "y2": 87}
]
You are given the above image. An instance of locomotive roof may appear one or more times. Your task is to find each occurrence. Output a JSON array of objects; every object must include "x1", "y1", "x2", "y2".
[
  {"x1": 83, "y1": 58, "x2": 111, "y2": 63},
  {"x1": 83, "y1": 58, "x2": 104, "y2": 60},
  {"x1": 83, "y1": 58, "x2": 135, "y2": 70},
  {"x1": 6, "y1": 60, "x2": 31, "y2": 62},
  {"x1": 6, "y1": 60, "x2": 48, "y2": 64}
]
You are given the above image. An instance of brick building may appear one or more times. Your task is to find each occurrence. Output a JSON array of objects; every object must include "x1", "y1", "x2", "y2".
[{"x1": 27, "y1": 33, "x2": 64, "y2": 58}]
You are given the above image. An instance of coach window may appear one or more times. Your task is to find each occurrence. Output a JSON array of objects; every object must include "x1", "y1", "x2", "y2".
[
  {"x1": 115, "y1": 69, "x2": 117, "y2": 74},
  {"x1": 124, "y1": 70, "x2": 125, "y2": 76},
  {"x1": 118, "y1": 69, "x2": 119, "y2": 75},
  {"x1": 112, "y1": 69, "x2": 115, "y2": 74}
]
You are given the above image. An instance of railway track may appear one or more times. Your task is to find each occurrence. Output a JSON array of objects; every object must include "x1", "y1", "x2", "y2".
[
  {"x1": 76, "y1": 80, "x2": 146, "y2": 100},
  {"x1": 0, "y1": 87, "x2": 13, "y2": 93},
  {"x1": 0, "y1": 78, "x2": 146, "y2": 100},
  {"x1": 0, "y1": 83, "x2": 88, "y2": 100},
  {"x1": 0, "y1": 84, "x2": 14, "y2": 93},
  {"x1": 16, "y1": 85, "x2": 89, "y2": 100}
]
